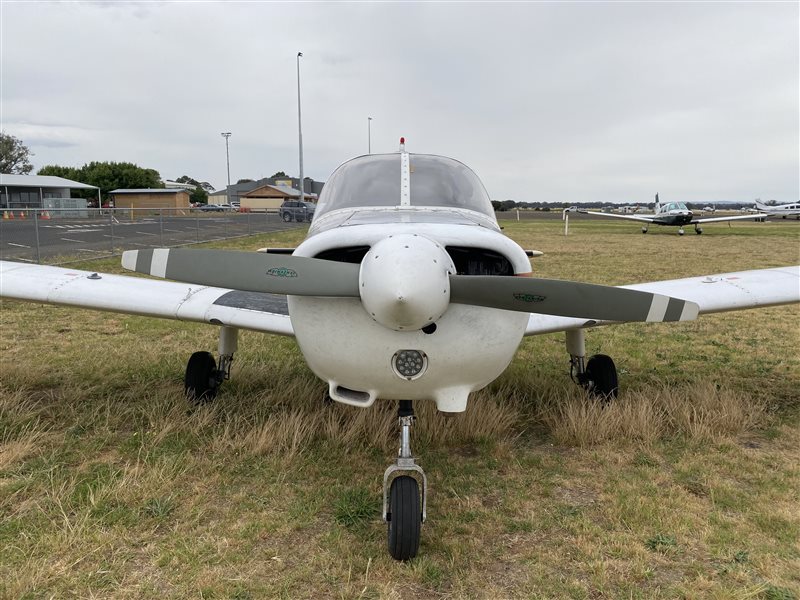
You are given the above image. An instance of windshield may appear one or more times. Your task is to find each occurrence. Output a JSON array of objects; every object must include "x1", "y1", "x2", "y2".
[{"x1": 315, "y1": 153, "x2": 494, "y2": 218}]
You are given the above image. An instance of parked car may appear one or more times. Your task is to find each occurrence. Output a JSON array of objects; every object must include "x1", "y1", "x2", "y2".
[
  {"x1": 199, "y1": 204, "x2": 225, "y2": 212},
  {"x1": 280, "y1": 201, "x2": 316, "y2": 222}
]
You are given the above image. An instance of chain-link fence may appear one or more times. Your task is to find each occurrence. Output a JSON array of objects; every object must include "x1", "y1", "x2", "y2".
[{"x1": 0, "y1": 207, "x2": 305, "y2": 265}]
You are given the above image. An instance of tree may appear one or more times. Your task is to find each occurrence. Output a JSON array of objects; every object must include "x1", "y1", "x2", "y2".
[
  {"x1": 39, "y1": 161, "x2": 163, "y2": 198},
  {"x1": 0, "y1": 132, "x2": 34, "y2": 174},
  {"x1": 236, "y1": 178, "x2": 254, "y2": 184},
  {"x1": 190, "y1": 187, "x2": 208, "y2": 205},
  {"x1": 270, "y1": 171, "x2": 288, "y2": 178}
]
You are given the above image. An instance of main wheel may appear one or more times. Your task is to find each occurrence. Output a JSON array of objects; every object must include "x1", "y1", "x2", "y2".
[
  {"x1": 282, "y1": 212, "x2": 293, "y2": 222},
  {"x1": 641, "y1": 227, "x2": 648, "y2": 234},
  {"x1": 586, "y1": 354, "x2": 618, "y2": 401},
  {"x1": 387, "y1": 476, "x2": 421, "y2": 561},
  {"x1": 185, "y1": 351, "x2": 218, "y2": 403},
  {"x1": 678, "y1": 228, "x2": 685, "y2": 236},
  {"x1": 695, "y1": 228, "x2": 703, "y2": 235}
]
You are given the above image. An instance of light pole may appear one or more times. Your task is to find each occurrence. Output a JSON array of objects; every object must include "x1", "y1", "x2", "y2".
[
  {"x1": 368, "y1": 117, "x2": 373, "y2": 154},
  {"x1": 220, "y1": 132, "x2": 232, "y2": 190},
  {"x1": 296, "y1": 52, "x2": 305, "y2": 204}
]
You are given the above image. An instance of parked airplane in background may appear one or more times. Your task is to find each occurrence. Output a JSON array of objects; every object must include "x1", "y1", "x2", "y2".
[
  {"x1": 755, "y1": 199, "x2": 800, "y2": 219},
  {"x1": 581, "y1": 194, "x2": 766, "y2": 234},
  {"x1": 2, "y1": 143, "x2": 799, "y2": 560}
]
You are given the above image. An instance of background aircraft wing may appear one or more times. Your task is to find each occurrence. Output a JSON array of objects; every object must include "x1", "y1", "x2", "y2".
[
  {"x1": 579, "y1": 210, "x2": 656, "y2": 223},
  {"x1": 692, "y1": 213, "x2": 767, "y2": 224},
  {"x1": 0, "y1": 261, "x2": 293, "y2": 336},
  {"x1": 524, "y1": 265, "x2": 799, "y2": 335}
]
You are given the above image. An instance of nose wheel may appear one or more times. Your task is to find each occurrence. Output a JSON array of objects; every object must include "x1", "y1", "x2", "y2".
[{"x1": 383, "y1": 400, "x2": 426, "y2": 561}]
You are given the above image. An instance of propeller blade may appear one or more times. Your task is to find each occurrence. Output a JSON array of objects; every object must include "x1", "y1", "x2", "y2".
[
  {"x1": 121, "y1": 248, "x2": 360, "y2": 297},
  {"x1": 449, "y1": 275, "x2": 699, "y2": 322}
]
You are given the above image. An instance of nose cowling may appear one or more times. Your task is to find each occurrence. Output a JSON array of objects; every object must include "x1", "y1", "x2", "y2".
[{"x1": 359, "y1": 234, "x2": 455, "y2": 331}]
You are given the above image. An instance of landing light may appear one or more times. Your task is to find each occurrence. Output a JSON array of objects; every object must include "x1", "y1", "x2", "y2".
[{"x1": 392, "y1": 349, "x2": 427, "y2": 380}]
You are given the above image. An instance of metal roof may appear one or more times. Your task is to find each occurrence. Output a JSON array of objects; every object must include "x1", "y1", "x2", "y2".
[
  {"x1": 0, "y1": 174, "x2": 99, "y2": 189},
  {"x1": 110, "y1": 188, "x2": 186, "y2": 194}
]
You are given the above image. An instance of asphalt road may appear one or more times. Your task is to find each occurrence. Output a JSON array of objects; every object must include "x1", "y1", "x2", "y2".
[{"x1": 0, "y1": 212, "x2": 304, "y2": 264}]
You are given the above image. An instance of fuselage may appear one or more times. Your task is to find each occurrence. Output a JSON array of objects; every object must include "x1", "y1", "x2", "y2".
[
  {"x1": 286, "y1": 153, "x2": 532, "y2": 413},
  {"x1": 755, "y1": 201, "x2": 800, "y2": 218}
]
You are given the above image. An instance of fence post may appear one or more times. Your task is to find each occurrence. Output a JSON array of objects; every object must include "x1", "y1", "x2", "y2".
[
  {"x1": 159, "y1": 209, "x2": 164, "y2": 246},
  {"x1": 110, "y1": 209, "x2": 115, "y2": 256},
  {"x1": 33, "y1": 209, "x2": 41, "y2": 264},
  {"x1": 196, "y1": 213, "x2": 200, "y2": 243}
]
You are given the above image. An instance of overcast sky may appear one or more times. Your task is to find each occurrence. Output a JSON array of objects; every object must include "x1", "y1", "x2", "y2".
[{"x1": 2, "y1": 2, "x2": 797, "y2": 203}]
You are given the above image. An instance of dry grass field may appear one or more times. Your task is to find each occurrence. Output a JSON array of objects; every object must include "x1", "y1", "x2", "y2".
[{"x1": 1, "y1": 218, "x2": 799, "y2": 599}]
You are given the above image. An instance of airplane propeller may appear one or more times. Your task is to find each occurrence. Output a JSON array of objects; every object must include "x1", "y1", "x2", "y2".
[{"x1": 122, "y1": 247, "x2": 699, "y2": 325}]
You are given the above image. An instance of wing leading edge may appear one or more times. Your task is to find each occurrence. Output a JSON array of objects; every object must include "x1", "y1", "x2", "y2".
[
  {"x1": 525, "y1": 265, "x2": 800, "y2": 335},
  {"x1": 0, "y1": 261, "x2": 293, "y2": 336}
]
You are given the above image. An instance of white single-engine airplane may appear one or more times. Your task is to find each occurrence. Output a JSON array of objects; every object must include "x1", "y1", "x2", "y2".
[
  {"x1": 754, "y1": 199, "x2": 800, "y2": 220},
  {"x1": 580, "y1": 193, "x2": 767, "y2": 235},
  {"x1": 2, "y1": 141, "x2": 799, "y2": 560}
]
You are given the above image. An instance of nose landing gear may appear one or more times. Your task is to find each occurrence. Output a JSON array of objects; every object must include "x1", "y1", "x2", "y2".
[{"x1": 383, "y1": 400, "x2": 427, "y2": 560}]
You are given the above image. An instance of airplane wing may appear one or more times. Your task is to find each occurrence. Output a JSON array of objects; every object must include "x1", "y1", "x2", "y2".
[
  {"x1": 525, "y1": 265, "x2": 799, "y2": 335},
  {"x1": 579, "y1": 210, "x2": 656, "y2": 223},
  {"x1": 0, "y1": 261, "x2": 293, "y2": 336},
  {"x1": 692, "y1": 213, "x2": 767, "y2": 224}
]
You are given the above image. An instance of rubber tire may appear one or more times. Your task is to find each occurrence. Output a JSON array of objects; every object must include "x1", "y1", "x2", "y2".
[
  {"x1": 696, "y1": 229, "x2": 703, "y2": 235},
  {"x1": 185, "y1": 351, "x2": 218, "y2": 404},
  {"x1": 282, "y1": 212, "x2": 293, "y2": 222},
  {"x1": 387, "y1": 476, "x2": 421, "y2": 561},
  {"x1": 586, "y1": 354, "x2": 618, "y2": 402}
]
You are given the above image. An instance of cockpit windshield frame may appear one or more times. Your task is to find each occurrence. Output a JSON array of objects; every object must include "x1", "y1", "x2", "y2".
[{"x1": 314, "y1": 153, "x2": 496, "y2": 219}]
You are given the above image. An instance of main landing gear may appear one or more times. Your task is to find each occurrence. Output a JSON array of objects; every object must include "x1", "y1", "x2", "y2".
[
  {"x1": 694, "y1": 224, "x2": 703, "y2": 235},
  {"x1": 184, "y1": 326, "x2": 238, "y2": 403},
  {"x1": 383, "y1": 400, "x2": 427, "y2": 561},
  {"x1": 641, "y1": 226, "x2": 648, "y2": 234},
  {"x1": 677, "y1": 228, "x2": 685, "y2": 236},
  {"x1": 566, "y1": 329, "x2": 618, "y2": 400}
]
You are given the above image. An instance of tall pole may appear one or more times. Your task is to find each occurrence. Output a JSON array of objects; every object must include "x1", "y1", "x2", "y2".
[
  {"x1": 296, "y1": 52, "x2": 305, "y2": 203},
  {"x1": 221, "y1": 132, "x2": 232, "y2": 190},
  {"x1": 368, "y1": 117, "x2": 372, "y2": 154}
]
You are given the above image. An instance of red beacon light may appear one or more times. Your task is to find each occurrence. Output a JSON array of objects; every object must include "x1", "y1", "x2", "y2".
[{"x1": 399, "y1": 137, "x2": 406, "y2": 152}]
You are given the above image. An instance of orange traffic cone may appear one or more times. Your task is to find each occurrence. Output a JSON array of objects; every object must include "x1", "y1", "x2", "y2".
[
  {"x1": 2, "y1": 211, "x2": 8, "y2": 220},
  {"x1": 41, "y1": 211, "x2": 51, "y2": 220},
  {"x1": 19, "y1": 211, "x2": 26, "y2": 219}
]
